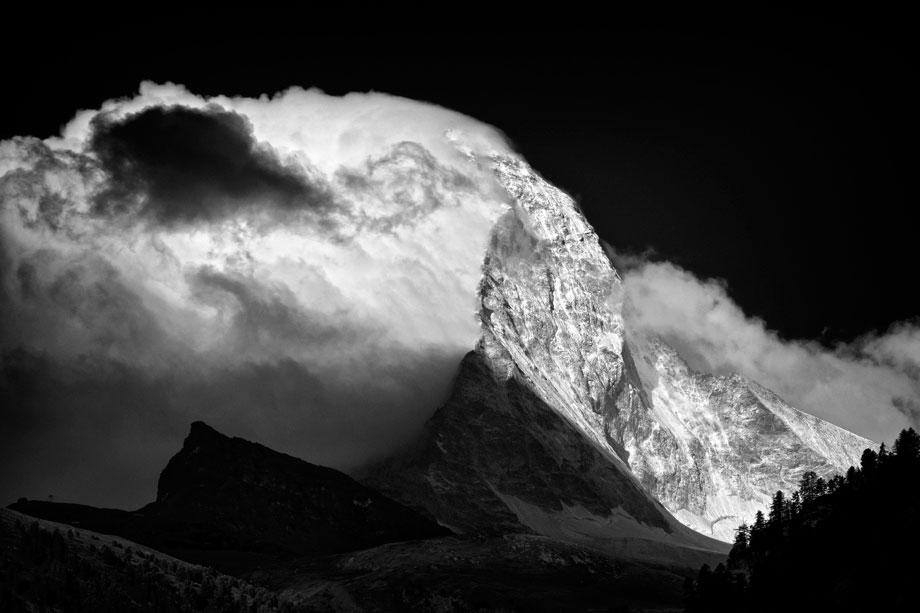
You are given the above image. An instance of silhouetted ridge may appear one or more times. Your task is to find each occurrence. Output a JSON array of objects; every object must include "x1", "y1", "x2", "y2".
[
  {"x1": 10, "y1": 422, "x2": 448, "y2": 573},
  {"x1": 187, "y1": 420, "x2": 222, "y2": 442},
  {"x1": 157, "y1": 419, "x2": 352, "y2": 506}
]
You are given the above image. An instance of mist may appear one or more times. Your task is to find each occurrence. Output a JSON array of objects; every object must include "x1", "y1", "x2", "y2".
[{"x1": 614, "y1": 253, "x2": 919, "y2": 443}]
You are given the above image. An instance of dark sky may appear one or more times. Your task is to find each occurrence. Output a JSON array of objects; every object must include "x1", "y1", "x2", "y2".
[{"x1": 3, "y1": 17, "x2": 914, "y2": 343}]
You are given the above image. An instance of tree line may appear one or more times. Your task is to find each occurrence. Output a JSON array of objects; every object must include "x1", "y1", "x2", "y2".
[{"x1": 684, "y1": 427, "x2": 920, "y2": 612}]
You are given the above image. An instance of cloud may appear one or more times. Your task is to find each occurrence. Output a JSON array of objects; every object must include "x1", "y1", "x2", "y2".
[
  {"x1": 188, "y1": 266, "x2": 352, "y2": 347},
  {"x1": 90, "y1": 105, "x2": 332, "y2": 226},
  {"x1": 613, "y1": 252, "x2": 920, "y2": 443},
  {"x1": 858, "y1": 322, "x2": 920, "y2": 380},
  {"x1": 0, "y1": 82, "x2": 511, "y2": 508}
]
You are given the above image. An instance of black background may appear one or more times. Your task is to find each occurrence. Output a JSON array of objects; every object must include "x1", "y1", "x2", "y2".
[{"x1": 3, "y1": 14, "x2": 914, "y2": 342}]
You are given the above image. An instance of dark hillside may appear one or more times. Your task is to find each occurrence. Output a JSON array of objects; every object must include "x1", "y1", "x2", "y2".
[
  {"x1": 685, "y1": 428, "x2": 920, "y2": 612},
  {"x1": 11, "y1": 422, "x2": 448, "y2": 573}
]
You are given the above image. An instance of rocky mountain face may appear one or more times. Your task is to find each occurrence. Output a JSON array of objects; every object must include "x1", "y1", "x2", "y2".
[
  {"x1": 370, "y1": 151, "x2": 872, "y2": 543},
  {"x1": 614, "y1": 333, "x2": 872, "y2": 540},
  {"x1": 10, "y1": 422, "x2": 447, "y2": 571}
]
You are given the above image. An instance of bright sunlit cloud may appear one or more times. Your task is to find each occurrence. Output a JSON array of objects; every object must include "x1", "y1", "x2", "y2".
[
  {"x1": 0, "y1": 83, "x2": 512, "y2": 507},
  {"x1": 612, "y1": 253, "x2": 920, "y2": 443}
]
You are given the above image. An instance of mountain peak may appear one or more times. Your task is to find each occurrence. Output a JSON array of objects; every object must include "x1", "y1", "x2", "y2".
[
  {"x1": 434, "y1": 153, "x2": 871, "y2": 542},
  {"x1": 186, "y1": 420, "x2": 222, "y2": 442},
  {"x1": 478, "y1": 154, "x2": 628, "y2": 463}
]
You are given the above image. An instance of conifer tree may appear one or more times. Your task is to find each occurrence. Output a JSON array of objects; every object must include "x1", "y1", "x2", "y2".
[
  {"x1": 790, "y1": 490, "x2": 802, "y2": 516},
  {"x1": 728, "y1": 523, "x2": 750, "y2": 569},
  {"x1": 894, "y1": 427, "x2": 920, "y2": 460},
  {"x1": 860, "y1": 448, "x2": 878, "y2": 474},
  {"x1": 799, "y1": 471, "x2": 819, "y2": 503},
  {"x1": 769, "y1": 491, "x2": 786, "y2": 525}
]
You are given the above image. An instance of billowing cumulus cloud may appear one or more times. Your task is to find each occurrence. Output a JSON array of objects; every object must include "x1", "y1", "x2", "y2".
[
  {"x1": 0, "y1": 82, "x2": 511, "y2": 508},
  {"x1": 610, "y1": 251, "x2": 920, "y2": 443}
]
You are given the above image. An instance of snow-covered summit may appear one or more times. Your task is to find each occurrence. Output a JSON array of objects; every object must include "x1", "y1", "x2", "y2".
[
  {"x1": 476, "y1": 153, "x2": 872, "y2": 541},
  {"x1": 478, "y1": 154, "x2": 628, "y2": 463}
]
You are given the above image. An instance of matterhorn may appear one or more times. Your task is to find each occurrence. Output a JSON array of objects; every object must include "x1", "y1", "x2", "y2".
[{"x1": 368, "y1": 148, "x2": 871, "y2": 549}]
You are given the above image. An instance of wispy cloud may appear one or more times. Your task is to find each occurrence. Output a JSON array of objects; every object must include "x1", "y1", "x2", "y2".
[{"x1": 610, "y1": 248, "x2": 919, "y2": 442}]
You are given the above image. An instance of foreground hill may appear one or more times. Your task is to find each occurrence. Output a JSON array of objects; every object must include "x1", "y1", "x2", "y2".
[
  {"x1": 0, "y1": 507, "x2": 306, "y2": 611},
  {"x1": 1, "y1": 506, "x2": 714, "y2": 612},
  {"x1": 10, "y1": 421, "x2": 447, "y2": 572},
  {"x1": 267, "y1": 533, "x2": 706, "y2": 612}
]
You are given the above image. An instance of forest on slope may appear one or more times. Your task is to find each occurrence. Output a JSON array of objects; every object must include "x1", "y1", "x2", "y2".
[{"x1": 684, "y1": 428, "x2": 920, "y2": 612}]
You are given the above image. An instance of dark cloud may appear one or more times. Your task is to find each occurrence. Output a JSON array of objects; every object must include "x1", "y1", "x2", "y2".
[{"x1": 90, "y1": 105, "x2": 332, "y2": 225}]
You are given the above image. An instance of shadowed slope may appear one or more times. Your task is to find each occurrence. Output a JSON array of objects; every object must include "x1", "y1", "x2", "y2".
[{"x1": 366, "y1": 350, "x2": 728, "y2": 563}]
